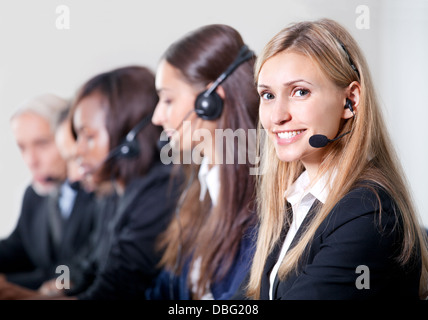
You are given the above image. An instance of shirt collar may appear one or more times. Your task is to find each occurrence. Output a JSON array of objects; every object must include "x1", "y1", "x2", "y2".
[
  {"x1": 198, "y1": 157, "x2": 220, "y2": 207},
  {"x1": 284, "y1": 169, "x2": 335, "y2": 206},
  {"x1": 58, "y1": 180, "x2": 78, "y2": 219}
]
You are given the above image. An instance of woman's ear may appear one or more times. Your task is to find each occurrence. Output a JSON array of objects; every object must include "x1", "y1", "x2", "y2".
[
  {"x1": 203, "y1": 82, "x2": 225, "y2": 100},
  {"x1": 215, "y1": 85, "x2": 226, "y2": 100},
  {"x1": 342, "y1": 81, "x2": 361, "y2": 119}
]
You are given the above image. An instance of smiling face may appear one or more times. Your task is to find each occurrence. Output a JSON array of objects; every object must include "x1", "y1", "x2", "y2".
[{"x1": 258, "y1": 51, "x2": 348, "y2": 177}]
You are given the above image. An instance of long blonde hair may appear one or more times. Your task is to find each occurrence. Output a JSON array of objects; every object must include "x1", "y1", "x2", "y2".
[{"x1": 247, "y1": 18, "x2": 428, "y2": 299}]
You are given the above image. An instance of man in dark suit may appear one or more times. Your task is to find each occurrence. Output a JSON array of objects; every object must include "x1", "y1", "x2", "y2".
[{"x1": 0, "y1": 94, "x2": 96, "y2": 295}]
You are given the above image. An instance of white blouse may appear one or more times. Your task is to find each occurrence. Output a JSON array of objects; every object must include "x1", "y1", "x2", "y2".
[
  {"x1": 268, "y1": 170, "x2": 333, "y2": 300},
  {"x1": 198, "y1": 157, "x2": 220, "y2": 207},
  {"x1": 189, "y1": 157, "x2": 220, "y2": 300}
]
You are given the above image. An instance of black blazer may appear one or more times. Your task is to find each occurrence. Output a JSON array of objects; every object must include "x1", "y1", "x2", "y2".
[
  {"x1": 234, "y1": 184, "x2": 422, "y2": 300},
  {"x1": 76, "y1": 160, "x2": 180, "y2": 300},
  {"x1": 0, "y1": 183, "x2": 96, "y2": 289},
  {"x1": 64, "y1": 192, "x2": 119, "y2": 296}
]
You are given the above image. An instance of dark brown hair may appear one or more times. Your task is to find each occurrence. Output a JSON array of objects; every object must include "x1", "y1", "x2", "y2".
[
  {"x1": 70, "y1": 65, "x2": 161, "y2": 185},
  {"x1": 156, "y1": 24, "x2": 259, "y2": 299}
]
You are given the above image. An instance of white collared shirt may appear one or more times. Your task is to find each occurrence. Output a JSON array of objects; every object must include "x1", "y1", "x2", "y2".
[
  {"x1": 268, "y1": 170, "x2": 333, "y2": 300},
  {"x1": 189, "y1": 256, "x2": 215, "y2": 300},
  {"x1": 198, "y1": 157, "x2": 220, "y2": 207},
  {"x1": 58, "y1": 180, "x2": 78, "y2": 220},
  {"x1": 189, "y1": 157, "x2": 220, "y2": 300}
]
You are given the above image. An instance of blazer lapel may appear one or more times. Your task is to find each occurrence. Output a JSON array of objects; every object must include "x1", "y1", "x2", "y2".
[
  {"x1": 59, "y1": 186, "x2": 88, "y2": 256},
  {"x1": 259, "y1": 203, "x2": 291, "y2": 299},
  {"x1": 106, "y1": 178, "x2": 143, "y2": 241},
  {"x1": 287, "y1": 199, "x2": 320, "y2": 252},
  {"x1": 37, "y1": 195, "x2": 57, "y2": 265},
  {"x1": 270, "y1": 199, "x2": 321, "y2": 299},
  {"x1": 46, "y1": 191, "x2": 63, "y2": 259}
]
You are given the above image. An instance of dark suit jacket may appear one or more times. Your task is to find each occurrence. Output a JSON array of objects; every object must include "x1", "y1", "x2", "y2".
[
  {"x1": 64, "y1": 192, "x2": 119, "y2": 296},
  {"x1": 0, "y1": 183, "x2": 96, "y2": 289},
  {"x1": 77, "y1": 160, "x2": 180, "y2": 300},
  {"x1": 233, "y1": 184, "x2": 422, "y2": 300}
]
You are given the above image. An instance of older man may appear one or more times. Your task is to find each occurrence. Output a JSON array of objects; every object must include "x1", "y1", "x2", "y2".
[{"x1": 0, "y1": 94, "x2": 96, "y2": 293}]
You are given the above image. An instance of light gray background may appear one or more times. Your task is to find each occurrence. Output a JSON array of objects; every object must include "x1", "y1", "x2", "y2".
[{"x1": 0, "y1": 0, "x2": 427, "y2": 237}]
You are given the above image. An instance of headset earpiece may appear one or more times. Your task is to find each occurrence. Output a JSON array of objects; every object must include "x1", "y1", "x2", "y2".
[
  {"x1": 115, "y1": 138, "x2": 140, "y2": 159},
  {"x1": 107, "y1": 112, "x2": 153, "y2": 160},
  {"x1": 194, "y1": 45, "x2": 255, "y2": 121},
  {"x1": 194, "y1": 90, "x2": 224, "y2": 121},
  {"x1": 345, "y1": 98, "x2": 354, "y2": 113}
]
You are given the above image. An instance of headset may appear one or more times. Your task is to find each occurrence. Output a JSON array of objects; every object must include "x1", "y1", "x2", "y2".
[
  {"x1": 308, "y1": 43, "x2": 359, "y2": 149},
  {"x1": 194, "y1": 44, "x2": 255, "y2": 121},
  {"x1": 344, "y1": 98, "x2": 354, "y2": 114},
  {"x1": 106, "y1": 111, "x2": 154, "y2": 161},
  {"x1": 340, "y1": 43, "x2": 360, "y2": 80},
  {"x1": 309, "y1": 98, "x2": 355, "y2": 148}
]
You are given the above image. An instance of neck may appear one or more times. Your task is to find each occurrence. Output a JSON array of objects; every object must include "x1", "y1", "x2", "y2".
[{"x1": 301, "y1": 161, "x2": 320, "y2": 182}]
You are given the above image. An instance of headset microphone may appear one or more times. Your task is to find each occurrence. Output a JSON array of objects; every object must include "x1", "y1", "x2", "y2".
[
  {"x1": 157, "y1": 44, "x2": 255, "y2": 150},
  {"x1": 44, "y1": 176, "x2": 63, "y2": 183},
  {"x1": 105, "y1": 111, "x2": 153, "y2": 160},
  {"x1": 78, "y1": 112, "x2": 153, "y2": 178},
  {"x1": 309, "y1": 98, "x2": 355, "y2": 148},
  {"x1": 309, "y1": 131, "x2": 351, "y2": 148}
]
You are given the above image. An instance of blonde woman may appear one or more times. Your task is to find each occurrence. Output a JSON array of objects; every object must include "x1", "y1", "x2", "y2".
[{"x1": 235, "y1": 19, "x2": 428, "y2": 300}]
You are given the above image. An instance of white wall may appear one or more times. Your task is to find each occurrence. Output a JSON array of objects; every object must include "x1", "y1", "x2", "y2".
[
  {"x1": 0, "y1": 0, "x2": 427, "y2": 237},
  {"x1": 377, "y1": 0, "x2": 428, "y2": 230}
]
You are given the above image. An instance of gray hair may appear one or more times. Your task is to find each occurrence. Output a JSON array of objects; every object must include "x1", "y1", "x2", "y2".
[{"x1": 10, "y1": 93, "x2": 69, "y2": 132}]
